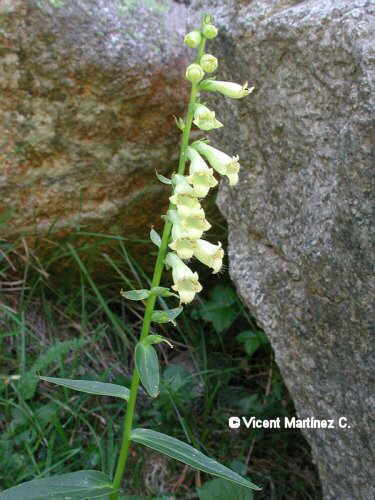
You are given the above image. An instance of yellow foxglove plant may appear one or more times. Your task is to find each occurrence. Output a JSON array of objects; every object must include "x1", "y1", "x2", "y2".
[{"x1": 1, "y1": 14, "x2": 260, "y2": 500}]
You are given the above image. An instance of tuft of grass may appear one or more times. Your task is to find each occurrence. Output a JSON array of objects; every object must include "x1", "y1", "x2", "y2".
[{"x1": 0, "y1": 225, "x2": 321, "y2": 498}]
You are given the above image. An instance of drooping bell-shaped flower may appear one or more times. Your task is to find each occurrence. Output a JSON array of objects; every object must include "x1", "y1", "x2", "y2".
[
  {"x1": 169, "y1": 193, "x2": 203, "y2": 218},
  {"x1": 193, "y1": 239, "x2": 224, "y2": 274},
  {"x1": 172, "y1": 174, "x2": 196, "y2": 196},
  {"x1": 168, "y1": 209, "x2": 211, "y2": 240},
  {"x1": 165, "y1": 252, "x2": 202, "y2": 303},
  {"x1": 192, "y1": 141, "x2": 240, "y2": 185},
  {"x1": 193, "y1": 104, "x2": 223, "y2": 131},
  {"x1": 200, "y1": 79, "x2": 254, "y2": 99},
  {"x1": 186, "y1": 147, "x2": 218, "y2": 198},
  {"x1": 169, "y1": 236, "x2": 196, "y2": 260},
  {"x1": 181, "y1": 214, "x2": 211, "y2": 239}
]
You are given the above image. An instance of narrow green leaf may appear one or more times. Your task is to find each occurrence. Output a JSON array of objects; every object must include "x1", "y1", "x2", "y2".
[
  {"x1": 174, "y1": 116, "x2": 185, "y2": 131},
  {"x1": 0, "y1": 470, "x2": 115, "y2": 499},
  {"x1": 144, "y1": 335, "x2": 173, "y2": 348},
  {"x1": 135, "y1": 344, "x2": 160, "y2": 398},
  {"x1": 155, "y1": 170, "x2": 172, "y2": 185},
  {"x1": 121, "y1": 289, "x2": 150, "y2": 301},
  {"x1": 151, "y1": 307, "x2": 183, "y2": 325},
  {"x1": 40, "y1": 377, "x2": 130, "y2": 400},
  {"x1": 150, "y1": 229, "x2": 161, "y2": 247},
  {"x1": 131, "y1": 429, "x2": 261, "y2": 491},
  {"x1": 150, "y1": 286, "x2": 178, "y2": 298}
]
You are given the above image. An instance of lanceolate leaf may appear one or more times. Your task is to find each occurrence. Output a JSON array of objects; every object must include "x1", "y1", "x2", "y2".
[
  {"x1": 150, "y1": 229, "x2": 162, "y2": 248},
  {"x1": 155, "y1": 170, "x2": 172, "y2": 185},
  {"x1": 150, "y1": 286, "x2": 178, "y2": 298},
  {"x1": 135, "y1": 343, "x2": 160, "y2": 398},
  {"x1": 0, "y1": 470, "x2": 116, "y2": 499},
  {"x1": 131, "y1": 429, "x2": 261, "y2": 491},
  {"x1": 121, "y1": 289, "x2": 150, "y2": 301},
  {"x1": 40, "y1": 377, "x2": 130, "y2": 400},
  {"x1": 151, "y1": 307, "x2": 183, "y2": 325}
]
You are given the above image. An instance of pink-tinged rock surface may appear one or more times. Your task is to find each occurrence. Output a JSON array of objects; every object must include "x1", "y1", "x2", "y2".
[{"x1": 0, "y1": 0, "x2": 190, "y2": 240}]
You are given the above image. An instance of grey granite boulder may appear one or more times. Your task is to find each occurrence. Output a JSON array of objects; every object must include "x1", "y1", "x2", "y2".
[
  {"x1": 0, "y1": 0, "x2": 189, "y2": 240},
  {"x1": 191, "y1": 0, "x2": 374, "y2": 498}
]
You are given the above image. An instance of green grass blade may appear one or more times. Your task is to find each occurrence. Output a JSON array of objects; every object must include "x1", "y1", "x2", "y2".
[{"x1": 66, "y1": 244, "x2": 131, "y2": 347}]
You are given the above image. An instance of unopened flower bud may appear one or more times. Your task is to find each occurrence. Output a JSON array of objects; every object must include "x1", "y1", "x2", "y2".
[
  {"x1": 184, "y1": 30, "x2": 202, "y2": 49},
  {"x1": 200, "y1": 54, "x2": 218, "y2": 73},
  {"x1": 200, "y1": 79, "x2": 254, "y2": 99},
  {"x1": 202, "y1": 24, "x2": 218, "y2": 39},
  {"x1": 186, "y1": 63, "x2": 204, "y2": 84},
  {"x1": 193, "y1": 103, "x2": 223, "y2": 131}
]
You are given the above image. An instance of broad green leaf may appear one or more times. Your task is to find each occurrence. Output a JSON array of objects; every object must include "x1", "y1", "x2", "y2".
[
  {"x1": 121, "y1": 289, "x2": 150, "y2": 301},
  {"x1": 155, "y1": 171, "x2": 172, "y2": 185},
  {"x1": 0, "y1": 470, "x2": 115, "y2": 499},
  {"x1": 150, "y1": 286, "x2": 178, "y2": 298},
  {"x1": 135, "y1": 344, "x2": 160, "y2": 398},
  {"x1": 151, "y1": 306, "x2": 183, "y2": 325},
  {"x1": 150, "y1": 229, "x2": 161, "y2": 247},
  {"x1": 236, "y1": 330, "x2": 269, "y2": 357},
  {"x1": 194, "y1": 285, "x2": 238, "y2": 333},
  {"x1": 198, "y1": 478, "x2": 254, "y2": 500},
  {"x1": 144, "y1": 335, "x2": 173, "y2": 348},
  {"x1": 40, "y1": 377, "x2": 130, "y2": 400},
  {"x1": 131, "y1": 429, "x2": 260, "y2": 491}
]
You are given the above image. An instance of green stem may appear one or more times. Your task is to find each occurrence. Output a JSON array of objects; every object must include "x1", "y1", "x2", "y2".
[{"x1": 110, "y1": 34, "x2": 207, "y2": 500}]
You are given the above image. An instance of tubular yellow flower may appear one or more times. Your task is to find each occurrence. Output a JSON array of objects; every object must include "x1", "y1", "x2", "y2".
[
  {"x1": 186, "y1": 63, "x2": 205, "y2": 84},
  {"x1": 193, "y1": 103, "x2": 223, "y2": 131},
  {"x1": 172, "y1": 174, "x2": 196, "y2": 196},
  {"x1": 193, "y1": 239, "x2": 224, "y2": 274},
  {"x1": 200, "y1": 54, "x2": 218, "y2": 73},
  {"x1": 186, "y1": 146, "x2": 218, "y2": 198},
  {"x1": 165, "y1": 252, "x2": 203, "y2": 304},
  {"x1": 192, "y1": 141, "x2": 240, "y2": 185},
  {"x1": 180, "y1": 214, "x2": 211, "y2": 239},
  {"x1": 167, "y1": 208, "x2": 211, "y2": 240},
  {"x1": 200, "y1": 79, "x2": 254, "y2": 99},
  {"x1": 169, "y1": 236, "x2": 196, "y2": 260},
  {"x1": 169, "y1": 193, "x2": 203, "y2": 218}
]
